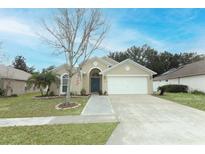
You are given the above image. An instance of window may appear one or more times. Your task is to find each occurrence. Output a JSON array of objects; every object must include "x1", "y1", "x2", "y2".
[
  {"x1": 62, "y1": 74, "x2": 68, "y2": 93},
  {"x1": 90, "y1": 69, "x2": 100, "y2": 77}
]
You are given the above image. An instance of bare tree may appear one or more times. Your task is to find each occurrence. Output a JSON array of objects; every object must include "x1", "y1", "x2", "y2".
[
  {"x1": 0, "y1": 42, "x2": 3, "y2": 63},
  {"x1": 0, "y1": 42, "x2": 2, "y2": 89},
  {"x1": 40, "y1": 9, "x2": 108, "y2": 105}
]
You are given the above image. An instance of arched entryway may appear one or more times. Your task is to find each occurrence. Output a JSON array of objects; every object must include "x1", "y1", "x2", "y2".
[{"x1": 89, "y1": 68, "x2": 102, "y2": 93}]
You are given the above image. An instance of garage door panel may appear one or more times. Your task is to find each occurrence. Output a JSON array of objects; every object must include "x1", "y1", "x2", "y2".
[{"x1": 107, "y1": 76, "x2": 148, "y2": 94}]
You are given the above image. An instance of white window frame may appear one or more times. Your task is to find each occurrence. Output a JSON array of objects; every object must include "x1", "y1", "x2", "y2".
[{"x1": 60, "y1": 73, "x2": 69, "y2": 95}]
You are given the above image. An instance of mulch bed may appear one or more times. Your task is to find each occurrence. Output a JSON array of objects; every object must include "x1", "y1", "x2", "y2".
[
  {"x1": 55, "y1": 102, "x2": 81, "y2": 110},
  {"x1": 33, "y1": 95, "x2": 89, "y2": 100}
]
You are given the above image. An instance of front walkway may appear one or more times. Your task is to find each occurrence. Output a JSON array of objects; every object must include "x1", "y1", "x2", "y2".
[
  {"x1": 0, "y1": 115, "x2": 118, "y2": 127},
  {"x1": 81, "y1": 95, "x2": 114, "y2": 115}
]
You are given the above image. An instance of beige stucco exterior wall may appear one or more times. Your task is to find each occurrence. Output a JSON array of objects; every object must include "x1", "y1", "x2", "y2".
[
  {"x1": 1, "y1": 78, "x2": 38, "y2": 96},
  {"x1": 50, "y1": 72, "x2": 82, "y2": 95},
  {"x1": 50, "y1": 58, "x2": 155, "y2": 95},
  {"x1": 81, "y1": 58, "x2": 109, "y2": 94},
  {"x1": 50, "y1": 58, "x2": 110, "y2": 95},
  {"x1": 147, "y1": 76, "x2": 153, "y2": 94},
  {"x1": 50, "y1": 65, "x2": 83, "y2": 95},
  {"x1": 50, "y1": 82, "x2": 60, "y2": 95},
  {"x1": 0, "y1": 79, "x2": 3, "y2": 90},
  {"x1": 105, "y1": 62, "x2": 150, "y2": 75},
  {"x1": 104, "y1": 62, "x2": 154, "y2": 94}
]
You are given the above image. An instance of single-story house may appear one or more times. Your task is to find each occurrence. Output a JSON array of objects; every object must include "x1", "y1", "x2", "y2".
[
  {"x1": 50, "y1": 57, "x2": 157, "y2": 95},
  {"x1": 153, "y1": 60, "x2": 205, "y2": 92},
  {"x1": 0, "y1": 64, "x2": 36, "y2": 96}
]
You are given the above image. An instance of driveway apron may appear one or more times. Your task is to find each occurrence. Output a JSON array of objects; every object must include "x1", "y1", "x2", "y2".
[{"x1": 0, "y1": 115, "x2": 118, "y2": 127}]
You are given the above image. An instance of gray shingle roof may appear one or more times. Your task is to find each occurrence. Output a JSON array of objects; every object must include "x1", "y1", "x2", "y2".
[
  {"x1": 0, "y1": 64, "x2": 31, "y2": 81},
  {"x1": 102, "y1": 56, "x2": 119, "y2": 65},
  {"x1": 154, "y1": 60, "x2": 205, "y2": 81},
  {"x1": 79, "y1": 56, "x2": 118, "y2": 68}
]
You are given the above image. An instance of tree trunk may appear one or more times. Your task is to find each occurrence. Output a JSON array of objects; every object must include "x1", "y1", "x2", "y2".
[
  {"x1": 40, "y1": 87, "x2": 44, "y2": 96},
  {"x1": 65, "y1": 75, "x2": 71, "y2": 104},
  {"x1": 46, "y1": 85, "x2": 50, "y2": 96}
]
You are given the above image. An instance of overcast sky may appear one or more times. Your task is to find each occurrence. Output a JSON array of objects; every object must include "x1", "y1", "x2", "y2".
[{"x1": 1, "y1": 8, "x2": 205, "y2": 70}]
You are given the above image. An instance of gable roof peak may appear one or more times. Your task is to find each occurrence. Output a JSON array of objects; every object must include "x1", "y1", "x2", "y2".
[{"x1": 101, "y1": 58, "x2": 157, "y2": 75}]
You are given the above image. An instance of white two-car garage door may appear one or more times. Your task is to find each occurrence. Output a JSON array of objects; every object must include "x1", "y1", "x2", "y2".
[{"x1": 107, "y1": 76, "x2": 148, "y2": 94}]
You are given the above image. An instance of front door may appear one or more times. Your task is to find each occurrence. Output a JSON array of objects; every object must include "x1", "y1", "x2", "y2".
[{"x1": 91, "y1": 77, "x2": 100, "y2": 93}]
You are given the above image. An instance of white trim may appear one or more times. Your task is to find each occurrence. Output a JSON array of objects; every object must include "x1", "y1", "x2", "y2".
[
  {"x1": 60, "y1": 73, "x2": 69, "y2": 95},
  {"x1": 88, "y1": 67, "x2": 103, "y2": 93},
  {"x1": 101, "y1": 59, "x2": 157, "y2": 75},
  {"x1": 88, "y1": 67, "x2": 103, "y2": 74},
  {"x1": 106, "y1": 74, "x2": 149, "y2": 77}
]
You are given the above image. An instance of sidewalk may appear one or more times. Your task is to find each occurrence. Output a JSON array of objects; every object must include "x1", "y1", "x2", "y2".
[{"x1": 0, "y1": 115, "x2": 118, "y2": 127}]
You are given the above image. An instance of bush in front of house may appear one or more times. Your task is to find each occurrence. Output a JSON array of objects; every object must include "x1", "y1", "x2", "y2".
[
  {"x1": 80, "y1": 88, "x2": 86, "y2": 96},
  {"x1": 98, "y1": 90, "x2": 103, "y2": 95},
  {"x1": 0, "y1": 88, "x2": 5, "y2": 96},
  {"x1": 49, "y1": 91, "x2": 55, "y2": 96},
  {"x1": 158, "y1": 86, "x2": 165, "y2": 95},
  {"x1": 103, "y1": 91, "x2": 107, "y2": 95},
  {"x1": 158, "y1": 84, "x2": 188, "y2": 95},
  {"x1": 191, "y1": 90, "x2": 205, "y2": 95},
  {"x1": 10, "y1": 94, "x2": 18, "y2": 97}
]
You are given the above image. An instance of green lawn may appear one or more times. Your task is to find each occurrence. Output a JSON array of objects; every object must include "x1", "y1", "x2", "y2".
[
  {"x1": 0, "y1": 93, "x2": 88, "y2": 118},
  {"x1": 0, "y1": 123, "x2": 117, "y2": 145},
  {"x1": 158, "y1": 92, "x2": 205, "y2": 111}
]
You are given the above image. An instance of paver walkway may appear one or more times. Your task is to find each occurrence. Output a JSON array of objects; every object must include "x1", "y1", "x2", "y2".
[
  {"x1": 0, "y1": 115, "x2": 118, "y2": 127},
  {"x1": 81, "y1": 95, "x2": 114, "y2": 115}
]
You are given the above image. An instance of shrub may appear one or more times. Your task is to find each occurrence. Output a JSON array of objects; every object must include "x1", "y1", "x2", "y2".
[
  {"x1": 0, "y1": 88, "x2": 5, "y2": 96},
  {"x1": 158, "y1": 86, "x2": 165, "y2": 95},
  {"x1": 70, "y1": 92, "x2": 78, "y2": 96},
  {"x1": 98, "y1": 90, "x2": 103, "y2": 95},
  {"x1": 104, "y1": 91, "x2": 107, "y2": 95},
  {"x1": 49, "y1": 91, "x2": 55, "y2": 96},
  {"x1": 191, "y1": 90, "x2": 205, "y2": 95},
  {"x1": 80, "y1": 88, "x2": 86, "y2": 96},
  {"x1": 10, "y1": 94, "x2": 18, "y2": 97},
  {"x1": 158, "y1": 84, "x2": 188, "y2": 95}
]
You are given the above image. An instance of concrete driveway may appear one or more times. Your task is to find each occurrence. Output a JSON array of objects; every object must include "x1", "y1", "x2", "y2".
[{"x1": 107, "y1": 95, "x2": 205, "y2": 144}]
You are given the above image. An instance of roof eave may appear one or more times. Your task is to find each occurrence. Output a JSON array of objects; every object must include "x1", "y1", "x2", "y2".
[{"x1": 101, "y1": 59, "x2": 157, "y2": 75}]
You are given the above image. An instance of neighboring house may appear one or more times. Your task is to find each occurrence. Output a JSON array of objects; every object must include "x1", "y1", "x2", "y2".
[
  {"x1": 0, "y1": 64, "x2": 36, "y2": 96},
  {"x1": 50, "y1": 56, "x2": 156, "y2": 95},
  {"x1": 153, "y1": 60, "x2": 205, "y2": 92}
]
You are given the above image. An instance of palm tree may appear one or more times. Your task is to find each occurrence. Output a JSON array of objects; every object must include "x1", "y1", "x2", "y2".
[
  {"x1": 27, "y1": 72, "x2": 47, "y2": 96},
  {"x1": 44, "y1": 72, "x2": 59, "y2": 96},
  {"x1": 27, "y1": 72, "x2": 59, "y2": 96}
]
